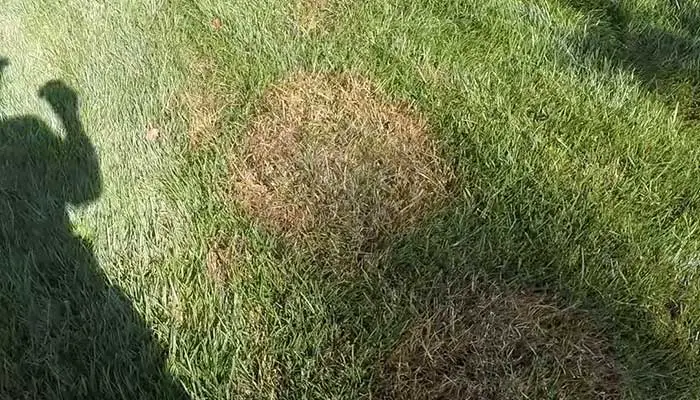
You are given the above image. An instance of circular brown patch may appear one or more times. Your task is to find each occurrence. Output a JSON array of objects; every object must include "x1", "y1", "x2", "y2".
[
  {"x1": 233, "y1": 73, "x2": 451, "y2": 260},
  {"x1": 380, "y1": 287, "x2": 620, "y2": 399}
]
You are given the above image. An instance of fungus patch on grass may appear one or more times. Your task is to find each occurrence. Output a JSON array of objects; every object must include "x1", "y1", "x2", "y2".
[{"x1": 233, "y1": 72, "x2": 451, "y2": 263}]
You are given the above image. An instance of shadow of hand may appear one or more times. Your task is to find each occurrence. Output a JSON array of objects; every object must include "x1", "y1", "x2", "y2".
[{"x1": 39, "y1": 79, "x2": 79, "y2": 116}]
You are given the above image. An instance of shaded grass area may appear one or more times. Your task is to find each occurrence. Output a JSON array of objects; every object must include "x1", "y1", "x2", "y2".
[
  {"x1": 563, "y1": 0, "x2": 700, "y2": 120},
  {"x1": 3, "y1": 0, "x2": 700, "y2": 398},
  {"x1": 0, "y1": 73, "x2": 188, "y2": 397},
  {"x1": 0, "y1": 1, "x2": 193, "y2": 398}
]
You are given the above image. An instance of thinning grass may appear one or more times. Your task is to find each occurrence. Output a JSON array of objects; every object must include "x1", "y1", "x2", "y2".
[
  {"x1": 380, "y1": 281, "x2": 619, "y2": 399},
  {"x1": 232, "y1": 72, "x2": 451, "y2": 265},
  {"x1": 2, "y1": 0, "x2": 700, "y2": 398}
]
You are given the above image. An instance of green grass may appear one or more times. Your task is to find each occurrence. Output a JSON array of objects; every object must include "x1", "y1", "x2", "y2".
[{"x1": 2, "y1": 0, "x2": 700, "y2": 398}]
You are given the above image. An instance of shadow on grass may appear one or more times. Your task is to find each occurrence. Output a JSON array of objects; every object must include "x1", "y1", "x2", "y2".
[
  {"x1": 0, "y1": 58, "x2": 189, "y2": 399},
  {"x1": 354, "y1": 3, "x2": 700, "y2": 394},
  {"x1": 564, "y1": 0, "x2": 700, "y2": 120},
  {"x1": 371, "y1": 205, "x2": 699, "y2": 398}
]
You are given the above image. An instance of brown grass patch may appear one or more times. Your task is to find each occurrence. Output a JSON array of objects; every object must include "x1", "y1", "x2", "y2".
[
  {"x1": 294, "y1": 0, "x2": 329, "y2": 32},
  {"x1": 380, "y1": 285, "x2": 620, "y2": 400},
  {"x1": 232, "y1": 72, "x2": 451, "y2": 261},
  {"x1": 205, "y1": 241, "x2": 231, "y2": 285},
  {"x1": 179, "y1": 58, "x2": 227, "y2": 148},
  {"x1": 205, "y1": 234, "x2": 254, "y2": 286}
]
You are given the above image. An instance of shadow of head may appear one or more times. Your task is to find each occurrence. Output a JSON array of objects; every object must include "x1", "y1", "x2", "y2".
[{"x1": 39, "y1": 79, "x2": 101, "y2": 204}]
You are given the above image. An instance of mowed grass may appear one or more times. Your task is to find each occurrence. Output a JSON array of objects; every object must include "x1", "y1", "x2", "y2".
[{"x1": 2, "y1": 0, "x2": 700, "y2": 398}]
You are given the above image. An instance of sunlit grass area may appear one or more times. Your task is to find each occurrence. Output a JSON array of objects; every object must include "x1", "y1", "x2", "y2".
[{"x1": 2, "y1": 0, "x2": 700, "y2": 398}]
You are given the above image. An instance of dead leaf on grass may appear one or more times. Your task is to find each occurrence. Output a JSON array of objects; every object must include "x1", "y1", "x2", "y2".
[
  {"x1": 146, "y1": 126, "x2": 160, "y2": 141},
  {"x1": 211, "y1": 17, "x2": 223, "y2": 31}
]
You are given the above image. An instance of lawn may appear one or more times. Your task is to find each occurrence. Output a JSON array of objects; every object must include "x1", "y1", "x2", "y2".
[{"x1": 1, "y1": 0, "x2": 700, "y2": 398}]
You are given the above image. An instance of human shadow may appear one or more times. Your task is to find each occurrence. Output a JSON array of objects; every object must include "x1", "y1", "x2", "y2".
[
  {"x1": 0, "y1": 58, "x2": 189, "y2": 399},
  {"x1": 564, "y1": 0, "x2": 700, "y2": 120}
]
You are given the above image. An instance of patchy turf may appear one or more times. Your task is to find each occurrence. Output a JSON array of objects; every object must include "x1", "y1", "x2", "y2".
[
  {"x1": 4, "y1": 0, "x2": 700, "y2": 398},
  {"x1": 205, "y1": 232, "x2": 256, "y2": 286},
  {"x1": 233, "y1": 72, "x2": 451, "y2": 262},
  {"x1": 177, "y1": 58, "x2": 227, "y2": 149},
  {"x1": 294, "y1": 0, "x2": 329, "y2": 32},
  {"x1": 380, "y1": 282, "x2": 619, "y2": 399}
]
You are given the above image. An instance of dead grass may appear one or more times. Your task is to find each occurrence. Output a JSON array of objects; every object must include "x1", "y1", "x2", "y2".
[
  {"x1": 232, "y1": 72, "x2": 451, "y2": 263},
  {"x1": 294, "y1": 0, "x2": 329, "y2": 32},
  {"x1": 379, "y1": 284, "x2": 621, "y2": 400},
  {"x1": 179, "y1": 58, "x2": 227, "y2": 148},
  {"x1": 205, "y1": 233, "x2": 254, "y2": 286},
  {"x1": 205, "y1": 240, "x2": 231, "y2": 285}
]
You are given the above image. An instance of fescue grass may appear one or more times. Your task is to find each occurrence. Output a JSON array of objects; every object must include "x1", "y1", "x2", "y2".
[{"x1": 2, "y1": 0, "x2": 700, "y2": 399}]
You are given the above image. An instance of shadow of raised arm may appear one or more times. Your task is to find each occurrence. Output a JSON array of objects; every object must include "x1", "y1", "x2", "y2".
[{"x1": 39, "y1": 80, "x2": 102, "y2": 204}]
